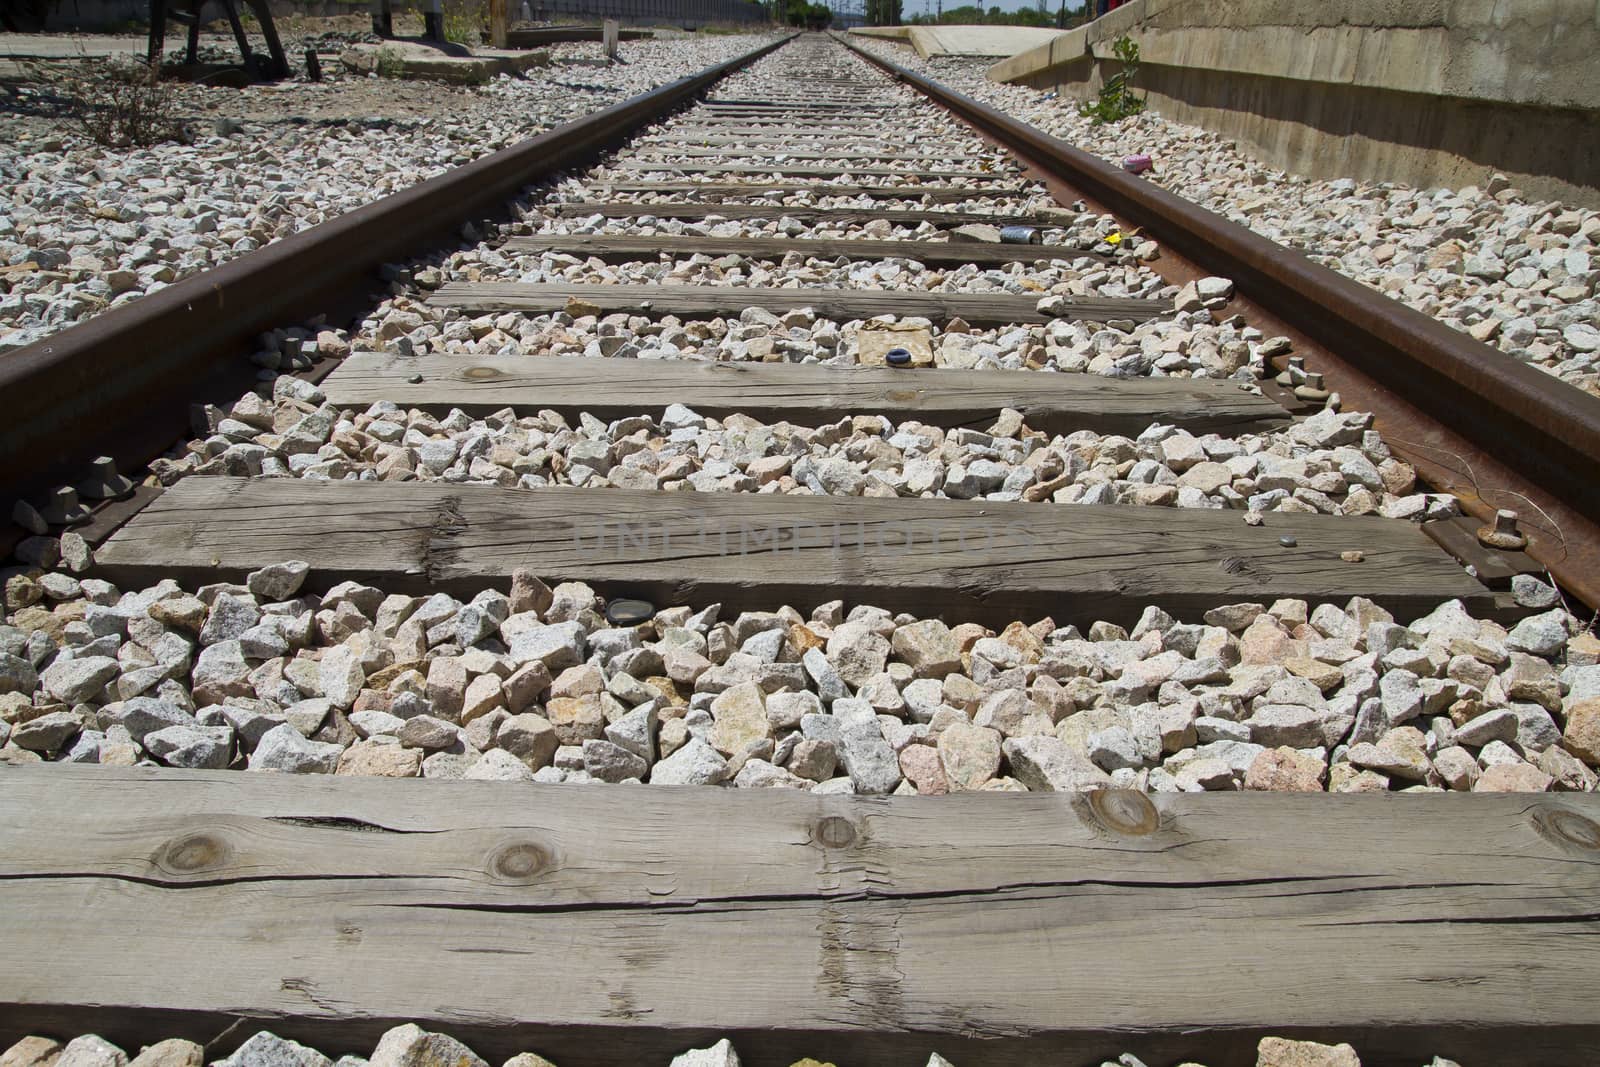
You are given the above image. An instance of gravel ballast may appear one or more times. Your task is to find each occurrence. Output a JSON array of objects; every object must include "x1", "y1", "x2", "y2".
[
  {"x1": 850, "y1": 39, "x2": 1600, "y2": 398},
  {"x1": 4, "y1": 38, "x2": 1594, "y2": 798},
  {"x1": 171, "y1": 382, "x2": 1451, "y2": 526},
  {"x1": 3, "y1": 552, "x2": 1595, "y2": 795},
  {"x1": 0, "y1": 33, "x2": 779, "y2": 352},
  {"x1": 0, "y1": 1023, "x2": 1468, "y2": 1067},
  {"x1": 1, "y1": 37, "x2": 1592, "y2": 1067}
]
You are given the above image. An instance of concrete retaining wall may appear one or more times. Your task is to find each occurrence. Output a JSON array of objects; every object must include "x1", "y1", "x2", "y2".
[
  {"x1": 988, "y1": 0, "x2": 1600, "y2": 208},
  {"x1": 848, "y1": 25, "x2": 910, "y2": 40}
]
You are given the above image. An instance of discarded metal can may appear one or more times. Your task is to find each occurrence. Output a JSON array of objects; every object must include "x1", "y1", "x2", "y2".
[
  {"x1": 1122, "y1": 154, "x2": 1154, "y2": 174},
  {"x1": 999, "y1": 225, "x2": 1041, "y2": 245},
  {"x1": 885, "y1": 347, "x2": 913, "y2": 367}
]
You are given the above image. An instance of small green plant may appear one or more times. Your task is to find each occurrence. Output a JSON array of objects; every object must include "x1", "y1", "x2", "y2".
[
  {"x1": 1079, "y1": 34, "x2": 1145, "y2": 124},
  {"x1": 374, "y1": 46, "x2": 405, "y2": 78},
  {"x1": 443, "y1": 0, "x2": 486, "y2": 45},
  {"x1": 55, "y1": 58, "x2": 189, "y2": 148}
]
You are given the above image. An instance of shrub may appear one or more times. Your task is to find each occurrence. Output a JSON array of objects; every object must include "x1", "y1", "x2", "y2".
[
  {"x1": 1079, "y1": 34, "x2": 1146, "y2": 124},
  {"x1": 57, "y1": 59, "x2": 189, "y2": 148},
  {"x1": 443, "y1": 0, "x2": 486, "y2": 45},
  {"x1": 374, "y1": 46, "x2": 405, "y2": 78}
]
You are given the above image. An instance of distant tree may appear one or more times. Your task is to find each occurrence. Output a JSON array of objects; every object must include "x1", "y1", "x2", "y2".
[
  {"x1": 779, "y1": 0, "x2": 830, "y2": 26},
  {"x1": 907, "y1": 0, "x2": 1080, "y2": 25}
]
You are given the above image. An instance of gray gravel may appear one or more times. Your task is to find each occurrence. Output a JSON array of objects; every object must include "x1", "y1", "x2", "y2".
[
  {"x1": 6, "y1": 37, "x2": 1592, "y2": 799},
  {"x1": 0, "y1": 1025, "x2": 1465, "y2": 1067},
  {"x1": 168, "y1": 383, "x2": 1450, "y2": 526},
  {"x1": 851, "y1": 39, "x2": 1600, "y2": 398},
  {"x1": 3, "y1": 554, "x2": 1594, "y2": 795},
  {"x1": 0, "y1": 34, "x2": 779, "y2": 352}
]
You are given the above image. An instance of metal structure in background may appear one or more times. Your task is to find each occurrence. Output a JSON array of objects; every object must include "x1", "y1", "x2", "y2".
[
  {"x1": 146, "y1": 0, "x2": 289, "y2": 77},
  {"x1": 828, "y1": 0, "x2": 865, "y2": 27},
  {"x1": 369, "y1": 0, "x2": 767, "y2": 34}
]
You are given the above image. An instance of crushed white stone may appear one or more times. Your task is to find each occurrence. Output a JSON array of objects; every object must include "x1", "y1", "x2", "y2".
[
  {"x1": 3, "y1": 555, "x2": 1593, "y2": 795},
  {"x1": 0, "y1": 34, "x2": 779, "y2": 352},
  {"x1": 851, "y1": 38, "x2": 1600, "y2": 398},
  {"x1": 0, "y1": 1027, "x2": 1469, "y2": 1067}
]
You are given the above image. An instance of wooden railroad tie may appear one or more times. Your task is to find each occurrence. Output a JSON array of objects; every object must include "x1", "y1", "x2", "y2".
[
  {"x1": 703, "y1": 98, "x2": 887, "y2": 109},
  {"x1": 2, "y1": 766, "x2": 1596, "y2": 1064},
  {"x1": 656, "y1": 123, "x2": 907, "y2": 136},
  {"x1": 501, "y1": 235, "x2": 1110, "y2": 268},
  {"x1": 631, "y1": 147, "x2": 1007, "y2": 165},
  {"x1": 701, "y1": 103, "x2": 908, "y2": 115},
  {"x1": 609, "y1": 162, "x2": 1017, "y2": 183},
  {"x1": 589, "y1": 182, "x2": 1035, "y2": 204},
  {"x1": 322, "y1": 353, "x2": 1288, "y2": 437},
  {"x1": 426, "y1": 282, "x2": 1163, "y2": 327},
  {"x1": 638, "y1": 137, "x2": 990, "y2": 158},
  {"x1": 94, "y1": 477, "x2": 1489, "y2": 627},
  {"x1": 541, "y1": 203, "x2": 1063, "y2": 229}
]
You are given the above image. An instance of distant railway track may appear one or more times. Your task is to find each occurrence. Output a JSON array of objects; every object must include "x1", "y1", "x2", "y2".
[{"x1": 2, "y1": 31, "x2": 1598, "y2": 1067}]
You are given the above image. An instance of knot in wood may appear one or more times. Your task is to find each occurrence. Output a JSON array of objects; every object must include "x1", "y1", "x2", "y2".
[
  {"x1": 461, "y1": 366, "x2": 506, "y2": 380},
  {"x1": 812, "y1": 815, "x2": 857, "y2": 849},
  {"x1": 157, "y1": 832, "x2": 230, "y2": 874},
  {"x1": 1087, "y1": 789, "x2": 1159, "y2": 836},
  {"x1": 490, "y1": 841, "x2": 552, "y2": 881},
  {"x1": 1531, "y1": 806, "x2": 1600, "y2": 853}
]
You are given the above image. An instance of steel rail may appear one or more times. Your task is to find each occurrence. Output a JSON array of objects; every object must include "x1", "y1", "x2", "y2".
[
  {"x1": 838, "y1": 33, "x2": 1600, "y2": 609},
  {"x1": 0, "y1": 33, "x2": 794, "y2": 504}
]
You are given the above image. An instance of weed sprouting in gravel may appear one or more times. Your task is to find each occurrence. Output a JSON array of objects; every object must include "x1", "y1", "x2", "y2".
[
  {"x1": 1079, "y1": 35, "x2": 1146, "y2": 125},
  {"x1": 54, "y1": 58, "x2": 190, "y2": 148},
  {"x1": 443, "y1": 0, "x2": 487, "y2": 46},
  {"x1": 374, "y1": 46, "x2": 406, "y2": 79}
]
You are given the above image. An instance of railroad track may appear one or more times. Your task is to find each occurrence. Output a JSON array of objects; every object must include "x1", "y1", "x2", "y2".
[{"x1": 2, "y1": 30, "x2": 1598, "y2": 1067}]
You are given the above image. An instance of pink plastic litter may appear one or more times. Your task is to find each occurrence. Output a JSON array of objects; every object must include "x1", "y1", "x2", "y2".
[{"x1": 1122, "y1": 154, "x2": 1154, "y2": 174}]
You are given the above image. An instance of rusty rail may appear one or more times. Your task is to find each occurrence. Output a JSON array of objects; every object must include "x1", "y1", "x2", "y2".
[
  {"x1": 0, "y1": 34, "x2": 793, "y2": 505},
  {"x1": 839, "y1": 33, "x2": 1600, "y2": 609}
]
